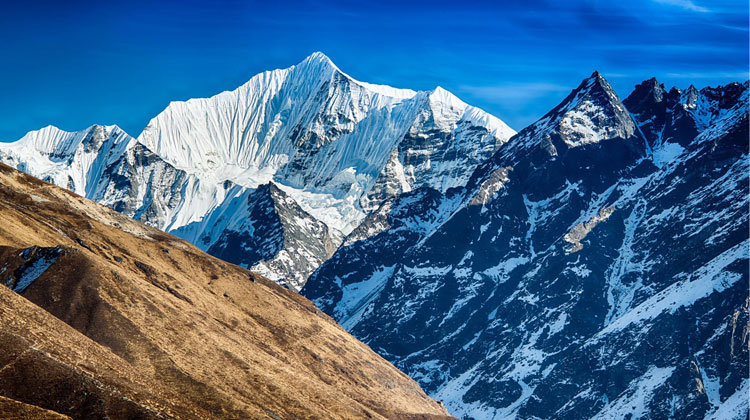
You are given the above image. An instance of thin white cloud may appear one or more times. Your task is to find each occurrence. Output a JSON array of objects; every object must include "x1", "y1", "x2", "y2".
[
  {"x1": 458, "y1": 83, "x2": 571, "y2": 104},
  {"x1": 664, "y1": 71, "x2": 750, "y2": 80},
  {"x1": 651, "y1": 0, "x2": 710, "y2": 13}
]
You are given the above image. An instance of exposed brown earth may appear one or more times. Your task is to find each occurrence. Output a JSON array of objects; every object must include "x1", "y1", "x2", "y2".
[
  {"x1": 0, "y1": 163, "x2": 455, "y2": 420},
  {"x1": 0, "y1": 396, "x2": 70, "y2": 420}
]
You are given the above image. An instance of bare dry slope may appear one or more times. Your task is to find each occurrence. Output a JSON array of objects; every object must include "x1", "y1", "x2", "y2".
[{"x1": 0, "y1": 163, "x2": 454, "y2": 420}]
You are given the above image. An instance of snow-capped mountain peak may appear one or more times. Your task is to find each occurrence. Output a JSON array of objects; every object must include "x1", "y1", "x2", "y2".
[
  {"x1": 13, "y1": 124, "x2": 130, "y2": 156},
  {"x1": 299, "y1": 50, "x2": 338, "y2": 69},
  {"x1": 492, "y1": 72, "x2": 643, "y2": 174},
  {"x1": 507, "y1": 71, "x2": 640, "y2": 155},
  {"x1": 555, "y1": 71, "x2": 637, "y2": 147},
  {"x1": 429, "y1": 85, "x2": 460, "y2": 105},
  {"x1": 303, "y1": 52, "x2": 417, "y2": 99},
  {"x1": 625, "y1": 77, "x2": 667, "y2": 111},
  {"x1": 133, "y1": 52, "x2": 515, "y2": 236},
  {"x1": 1, "y1": 52, "x2": 515, "y2": 289},
  {"x1": 424, "y1": 85, "x2": 515, "y2": 139},
  {"x1": 137, "y1": 52, "x2": 421, "y2": 181},
  {"x1": 0, "y1": 124, "x2": 135, "y2": 197},
  {"x1": 625, "y1": 78, "x2": 749, "y2": 148}
]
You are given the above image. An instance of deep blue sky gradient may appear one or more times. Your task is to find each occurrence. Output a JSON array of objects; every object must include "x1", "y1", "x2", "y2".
[{"x1": 1, "y1": 0, "x2": 747, "y2": 140}]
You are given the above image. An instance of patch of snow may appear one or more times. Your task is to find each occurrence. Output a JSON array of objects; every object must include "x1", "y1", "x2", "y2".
[
  {"x1": 334, "y1": 265, "x2": 395, "y2": 329},
  {"x1": 548, "y1": 312, "x2": 568, "y2": 335},
  {"x1": 652, "y1": 142, "x2": 685, "y2": 168},
  {"x1": 705, "y1": 380, "x2": 749, "y2": 420},
  {"x1": 13, "y1": 248, "x2": 61, "y2": 293},
  {"x1": 604, "y1": 201, "x2": 646, "y2": 324},
  {"x1": 596, "y1": 239, "x2": 748, "y2": 338},
  {"x1": 570, "y1": 265, "x2": 592, "y2": 277},
  {"x1": 696, "y1": 360, "x2": 721, "y2": 409},
  {"x1": 590, "y1": 366, "x2": 675, "y2": 420}
]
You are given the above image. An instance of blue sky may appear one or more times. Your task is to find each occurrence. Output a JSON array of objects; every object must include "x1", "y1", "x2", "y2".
[{"x1": 1, "y1": 0, "x2": 747, "y2": 141}]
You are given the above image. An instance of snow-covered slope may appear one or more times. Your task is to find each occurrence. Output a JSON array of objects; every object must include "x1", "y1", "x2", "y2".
[
  {"x1": 302, "y1": 75, "x2": 749, "y2": 419},
  {"x1": 170, "y1": 182, "x2": 340, "y2": 290},
  {"x1": 0, "y1": 125, "x2": 134, "y2": 197},
  {"x1": 0, "y1": 52, "x2": 514, "y2": 289},
  {"x1": 137, "y1": 52, "x2": 514, "y2": 233}
]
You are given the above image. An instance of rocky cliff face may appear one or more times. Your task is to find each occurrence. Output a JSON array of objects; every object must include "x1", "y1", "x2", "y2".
[
  {"x1": 171, "y1": 182, "x2": 340, "y2": 290},
  {"x1": 302, "y1": 76, "x2": 749, "y2": 419},
  {"x1": 0, "y1": 53, "x2": 514, "y2": 290}
]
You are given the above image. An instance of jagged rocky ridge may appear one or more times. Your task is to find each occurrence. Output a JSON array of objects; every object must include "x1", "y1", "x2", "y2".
[
  {"x1": 0, "y1": 52, "x2": 514, "y2": 290},
  {"x1": 302, "y1": 73, "x2": 750, "y2": 419}
]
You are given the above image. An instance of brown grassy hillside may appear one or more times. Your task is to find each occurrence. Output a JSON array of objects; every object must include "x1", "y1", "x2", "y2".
[{"x1": 0, "y1": 163, "x2": 454, "y2": 420}]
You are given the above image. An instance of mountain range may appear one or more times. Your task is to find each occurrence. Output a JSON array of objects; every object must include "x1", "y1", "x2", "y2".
[
  {"x1": 2, "y1": 53, "x2": 748, "y2": 420},
  {"x1": 303, "y1": 72, "x2": 749, "y2": 419},
  {"x1": 0, "y1": 52, "x2": 514, "y2": 290}
]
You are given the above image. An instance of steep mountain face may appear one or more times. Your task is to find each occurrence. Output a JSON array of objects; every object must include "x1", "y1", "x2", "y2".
[
  {"x1": 0, "y1": 53, "x2": 514, "y2": 290},
  {"x1": 302, "y1": 75, "x2": 749, "y2": 419},
  {"x1": 0, "y1": 163, "x2": 454, "y2": 420},
  {"x1": 135, "y1": 53, "x2": 514, "y2": 233},
  {"x1": 0, "y1": 124, "x2": 197, "y2": 234},
  {"x1": 172, "y1": 182, "x2": 339, "y2": 289},
  {"x1": 624, "y1": 78, "x2": 748, "y2": 149},
  {"x1": 0, "y1": 124, "x2": 134, "y2": 195}
]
